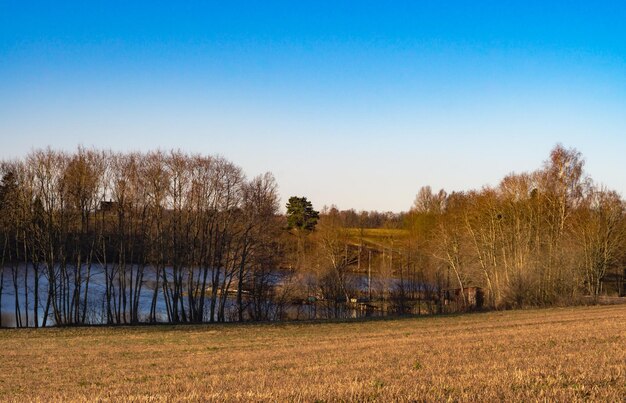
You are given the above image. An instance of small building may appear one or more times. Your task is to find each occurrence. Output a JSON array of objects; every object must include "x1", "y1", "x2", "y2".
[
  {"x1": 444, "y1": 286, "x2": 484, "y2": 310},
  {"x1": 99, "y1": 200, "x2": 119, "y2": 212}
]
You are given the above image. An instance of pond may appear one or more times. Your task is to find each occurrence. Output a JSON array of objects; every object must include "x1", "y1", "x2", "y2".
[{"x1": 0, "y1": 264, "x2": 432, "y2": 327}]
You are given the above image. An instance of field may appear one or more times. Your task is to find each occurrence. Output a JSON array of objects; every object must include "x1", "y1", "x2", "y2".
[
  {"x1": 0, "y1": 306, "x2": 624, "y2": 401},
  {"x1": 344, "y1": 227, "x2": 410, "y2": 250}
]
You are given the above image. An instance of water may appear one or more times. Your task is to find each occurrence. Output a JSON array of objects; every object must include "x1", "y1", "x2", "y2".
[{"x1": 0, "y1": 264, "x2": 430, "y2": 327}]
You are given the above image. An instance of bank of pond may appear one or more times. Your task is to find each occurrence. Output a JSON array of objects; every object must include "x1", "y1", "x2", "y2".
[{"x1": 0, "y1": 264, "x2": 474, "y2": 328}]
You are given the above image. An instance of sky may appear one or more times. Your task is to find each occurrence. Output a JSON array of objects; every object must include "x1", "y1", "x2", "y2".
[{"x1": 1, "y1": 1, "x2": 625, "y2": 212}]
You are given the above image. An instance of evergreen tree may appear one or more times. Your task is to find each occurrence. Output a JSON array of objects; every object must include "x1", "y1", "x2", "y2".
[{"x1": 286, "y1": 196, "x2": 319, "y2": 231}]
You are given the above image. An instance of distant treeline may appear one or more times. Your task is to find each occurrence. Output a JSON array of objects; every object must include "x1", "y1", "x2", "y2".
[
  {"x1": 321, "y1": 209, "x2": 407, "y2": 229},
  {"x1": 1, "y1": 145, "x2": 624, "y2": 327}
]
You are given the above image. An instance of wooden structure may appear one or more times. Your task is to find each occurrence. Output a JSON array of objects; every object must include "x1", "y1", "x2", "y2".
[{"x1": 444, "y1": 286, "x2": 484, "y2": 310}]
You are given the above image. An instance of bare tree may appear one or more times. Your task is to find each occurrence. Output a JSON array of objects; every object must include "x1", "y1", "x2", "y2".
[{"x1": 574, "y1": 188, "x2": 626, "y2": 299}]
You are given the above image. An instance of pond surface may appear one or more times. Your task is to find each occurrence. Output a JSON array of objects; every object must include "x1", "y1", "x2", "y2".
[{"x1": 0, "y1": 264, "x2": 428, "y2": 327}]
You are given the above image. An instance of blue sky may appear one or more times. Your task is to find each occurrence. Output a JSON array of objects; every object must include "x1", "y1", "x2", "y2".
[{"x1": 1, "y1": 1, "x2": 625, "y2": 211}]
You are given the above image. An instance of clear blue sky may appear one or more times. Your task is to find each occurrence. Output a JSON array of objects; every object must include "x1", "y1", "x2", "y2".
[{"x1": 1, "y1": 1, "x2": 625, "y2": 211}]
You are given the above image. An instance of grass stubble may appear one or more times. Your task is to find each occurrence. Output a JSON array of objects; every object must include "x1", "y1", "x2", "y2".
[{"x1": 0, "y1": 305, "x2": 624, "y2": 402}]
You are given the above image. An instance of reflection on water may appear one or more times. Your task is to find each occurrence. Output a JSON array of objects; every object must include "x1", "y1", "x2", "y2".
[{"x1": 0, "y1": 264, "x2": 430, "y2": 327}]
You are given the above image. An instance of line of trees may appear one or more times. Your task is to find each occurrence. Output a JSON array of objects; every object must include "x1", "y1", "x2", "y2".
[
  {"x1": 287, "y1": 145, "x2": 626, "y2": 315},
  {"x1": 1, "y1": 144, "x2": 624, "y2": 327},
  {"x1": 401, "y1": 145, "x2": 625, "y2": 309},
  {"x1": 0, "y1": 148, "x2": 285, "y2": 327}
]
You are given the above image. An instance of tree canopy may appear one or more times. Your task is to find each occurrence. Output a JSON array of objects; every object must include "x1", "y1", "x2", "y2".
[{"x1": 286, "y1": 196, "x2": 319, "y2": 231}]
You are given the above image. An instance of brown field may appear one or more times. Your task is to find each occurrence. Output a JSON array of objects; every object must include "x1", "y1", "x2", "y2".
[
  {"x1": 344, "y1": 227, "x2": 410, "y2": 250},
  {"x1": 0, "y1": 305, "x2": 625, "y2": 402}
]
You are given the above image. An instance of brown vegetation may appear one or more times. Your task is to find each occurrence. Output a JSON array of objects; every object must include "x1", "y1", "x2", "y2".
[
  {"x1": 0, "y1": 305, "x2": 624, "y2": 401},
  {"x1": 1, "y1": 144, "x2": 625, "y2": 327},
  {"x1": 399, "y1": 145, "x2": 626, "y2": 308},
  {"x1": 0, "y1": 148, "x2": 284, "y2": 326}
]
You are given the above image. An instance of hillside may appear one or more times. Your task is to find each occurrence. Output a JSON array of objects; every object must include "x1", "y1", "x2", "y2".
[{"x1": 344, "y1": 227, "x2": 410, "y2": 250}]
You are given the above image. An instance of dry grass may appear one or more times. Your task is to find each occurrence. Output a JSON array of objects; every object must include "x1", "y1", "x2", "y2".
[
  {"x1": 0, "y1": 305, "x2": 624, "y2": 402},
  {"x1": 344, "y1": 228, "x2": 409, "y2": 237},
  {"x1": 344, "y1": 227, "x2": 410, "y2": 250}
]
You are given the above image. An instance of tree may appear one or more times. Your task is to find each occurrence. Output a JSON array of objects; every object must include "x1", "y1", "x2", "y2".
[
  {"x1": 285, "y1": 197, "x2": 319, "y2": 271},
  {"x1": 574, "y1": 187, "x2": 626, "y2": 299},
  {"x1": 536, "y1": 144, "x2": 588, "y2": 303},
  {"x1": 237, "y1": 172, "x2": 282, "y2": 321},
  {"x1": 312, "y1": 207, "x2": 357, "y2": 318},
  {"x1": 286, "y1": 197, "x2": 319, "y2": 231},
  {"x1": 0, "y1": 169, "x2": 20, "y2": 327},
  {"x1": 412, "y1": 186, "x2": 447, "y2": 214}
]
